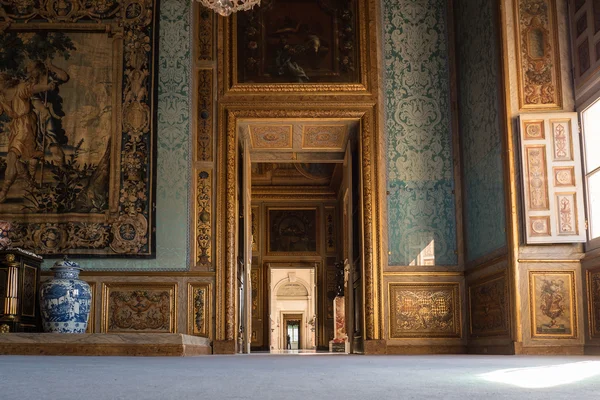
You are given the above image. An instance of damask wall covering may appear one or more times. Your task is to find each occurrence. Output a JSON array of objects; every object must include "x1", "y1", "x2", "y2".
[
  {"x1": 48, "y1": 0, "x2": 191, "y2": 270},
  {"x1": 384, "y1": 0, "x2": 457, "y2": 265},
  {"x1": 455, "y1": 0, "x2": 507, "y2": 263}
]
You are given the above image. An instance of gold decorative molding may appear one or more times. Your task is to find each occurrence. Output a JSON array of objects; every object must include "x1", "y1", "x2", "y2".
[
  {"x1": 101, "y1": 283, "x2": 177, "y2": 334},
  {"x1": 251, "y1": 206, "x2": 259, "y2": 252},
  {"x1": 388, "y1": 282, "x2": 461, "y2": 339},
  {"x1": 86, "y1": 282, "x2": 97, "y2": 334},
  {"x1": 197, "y1": 69, "x2": 214, "y2": 162},
  {"x1": 514, "y1": 0, "x2": 563, "y2": 109},
  {"x1": 325, "y1": 206, "x2": 336, "y2": 253},
  {"x1": 384, "y1": 271, "x2": 464, "y2": 277},
  {"x1": 195, "y1": 169, "x2": 212, "y2": 269},
  {"x1": 468, "y1": 272, "x2": 510, "y2": 337},
  {"x1": 587, "y1": 269, "x2": 600, "y2": 338},
  {"x1": 196, "y1": 5, "x2": 215, "y2": 62},
  {"x1": 251, "y1": 268, "x2": 261, "y2": 319},
  {"x1": 251, "y1": 186, "x2": 337, "y2": 201},
  {"x1": 188, "y1": 282, "x2": 211, "y2": 338},
  {"x1": 528, "y1": 270, "x2": 577, "y2": 339}
]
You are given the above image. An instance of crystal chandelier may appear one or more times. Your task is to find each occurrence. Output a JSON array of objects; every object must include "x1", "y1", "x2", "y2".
[{"x1": 195, "y1": 0, "x2": 261, "y2": 17}]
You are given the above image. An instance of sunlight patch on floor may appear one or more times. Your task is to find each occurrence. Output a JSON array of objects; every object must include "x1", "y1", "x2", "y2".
[{"x1": 479, "y1": 361, "x2": 600, "y2": 388}]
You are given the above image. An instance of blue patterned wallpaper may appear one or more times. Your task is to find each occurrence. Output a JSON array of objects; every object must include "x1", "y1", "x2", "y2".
[
  {"x1": 456, "y1": 0, "x2": 507, "y2": 263},
  {"x1": 384, "y1": 0, "x2": 457, "y2": 265},
  {"x1": 44, "y1": 0, "x2": 191, "y2": 270}
]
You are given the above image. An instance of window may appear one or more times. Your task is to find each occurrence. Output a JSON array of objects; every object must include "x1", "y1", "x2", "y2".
[{"x1": 581, "y1": 94, "x2": 600, "y2": 247}]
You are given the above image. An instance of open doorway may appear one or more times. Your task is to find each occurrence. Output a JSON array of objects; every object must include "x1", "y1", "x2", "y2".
[
  {"x1": 283, "y1": 314, "x2": 302, "y2": 350},
  {"x1": 229, "y1": 115, "x2": 369, "y2": 354}
]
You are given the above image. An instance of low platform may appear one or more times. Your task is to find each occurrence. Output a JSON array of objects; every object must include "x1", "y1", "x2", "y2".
[{"x1": 0, "y1": 333, "x2": 212, "y2": 356}]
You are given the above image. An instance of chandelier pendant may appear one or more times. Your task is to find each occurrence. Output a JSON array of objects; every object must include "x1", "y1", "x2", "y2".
[{"x1": 194, "y1": 0, "x2": 261, "y2": 17}]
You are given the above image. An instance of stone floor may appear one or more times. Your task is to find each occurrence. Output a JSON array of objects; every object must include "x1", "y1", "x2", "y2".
[{"x1": 0, "y1": 354, "x2": 599, "y2": 399}]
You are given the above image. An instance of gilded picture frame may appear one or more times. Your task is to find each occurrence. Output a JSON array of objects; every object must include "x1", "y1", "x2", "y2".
[{"x1": 222, "y1": 0, "x2": 372, "y2": 94}]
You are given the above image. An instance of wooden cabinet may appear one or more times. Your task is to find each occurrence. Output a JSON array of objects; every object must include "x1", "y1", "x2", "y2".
[{"x1": 0, "y1": 249, "x2": 43, "y2": 333}]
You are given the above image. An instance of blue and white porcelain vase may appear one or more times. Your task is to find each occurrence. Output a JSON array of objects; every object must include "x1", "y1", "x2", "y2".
[{"x1": 40, "y1": 257, "x2": 91, "y2": 333}]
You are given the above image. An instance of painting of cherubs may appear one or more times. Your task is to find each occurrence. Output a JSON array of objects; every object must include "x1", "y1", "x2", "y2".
[{"x1": 0, "y1": 31, "x2": 114, "y2": 214}]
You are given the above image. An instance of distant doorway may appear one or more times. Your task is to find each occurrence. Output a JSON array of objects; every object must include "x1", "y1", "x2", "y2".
[{"x1": 283, "y1": 314, "x2": 302, "y2": 350}]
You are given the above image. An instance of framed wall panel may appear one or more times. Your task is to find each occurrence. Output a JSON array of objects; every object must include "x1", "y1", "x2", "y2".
[
  {"x1": 529, "y1": 271, "x2": 577, "y2": 339},
  {"x1": 518, "y1": 113, "x2": 586, "y2": 243}
]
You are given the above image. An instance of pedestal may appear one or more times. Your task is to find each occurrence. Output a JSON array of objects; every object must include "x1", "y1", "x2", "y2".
[{"x1": 329, "y1": 295, "x2": 349, "y2": 353}]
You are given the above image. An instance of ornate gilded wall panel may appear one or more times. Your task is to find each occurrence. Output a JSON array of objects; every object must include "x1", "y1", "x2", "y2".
[
  {"x1": 0, "y1": 1, "x2": 159, "y2": 257},
  {"x1": 86, "y1": 282, "x2": 96, "y2": 334},
  {"x1": 529, "y1": 271, "x2": 577, "y2": 339},
  {"x1": 468, "y1": 273, "x2": 509, "y2": 337},
  {"x1": 249, "y1": 125, "x2": 293, "y2": 150},
  {"x1": 102, "y1": 283, "x2": 177, "y2": 333},
  {"x1": 251, "y1": 206, "x2": 259, "y2": 252},
  {"x1": 188, "y1": 282, "x2": 211, "y2": 337},
  {"x1": 325, "y1": 207, "x2": 336, "y2": 253},
  {"x1": 518, "y1": 114, "x2": 586, "y2": 243},
  {"x1": 514, "y1": 0, "x2": 563, "y2": 109},
  {"x1": 196, "y1": 170, "x2": 212, "y2": 268},
  {"x1": 303, "y1": 126, "x2": 346, "y2": 150},
  {"x1": 251, "y1": 267, "x2": 261, "y2": 319},
  {"x1": 588, "y1": 269, "x2": 600, "y2": 338},
  {"x1": 389, "y1": 283, "x2": 461, "y2": 338},
  {"x1": 197, "y1": 69, "x2": 214, "y2": 162},
  {"x1": 196, "y1": 5, "x2": 214, "y2": 62}
]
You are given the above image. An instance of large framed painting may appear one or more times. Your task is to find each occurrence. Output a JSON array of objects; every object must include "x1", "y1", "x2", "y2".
[
  {"x1": 267, "y1": 208, "x2": 318, "y2": 255},
  {"x1": 0, "y1": 1, "x2": 158, "y2": 256},
  {"x1": 226, "y1": 0, "x2": 366, "y2": 92}
]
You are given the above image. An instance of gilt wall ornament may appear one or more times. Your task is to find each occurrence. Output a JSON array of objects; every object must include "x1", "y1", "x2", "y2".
[
  {"x1": 0, "y1": 0, "x2": 158, "y2": 256},
  {"x1": 529, "y1": 271, "x2": 576, "y2": 338},
  {"x1": 514, "y1": 0, "x2": 563, "y2": 109},
  {"x1": 389, "y1": 283, "x2": 461, "y2": 338},
  {"x1": 103, "y1": 283, "x2": 176, "y2": 333}
]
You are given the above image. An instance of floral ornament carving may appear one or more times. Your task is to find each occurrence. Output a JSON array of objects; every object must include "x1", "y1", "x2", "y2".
[
  {"x1": 107, "y1": 287, "x2": 174, "y2": 333},
  {"x1": 390, "y1": 284, "x2": 460, "y2": 338},
  {"x1": 196, "y1": 170, "x2": 212, "y2": 268},
  {"x1": 0, "y1": 0, "x2": 157, "y2": 256},
  {"x1": 591, "y1": 271, "x2": 600, "y2": 337},
  {"x1": 194, "y1": 288, "x2": 205, "y2": 334}
]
